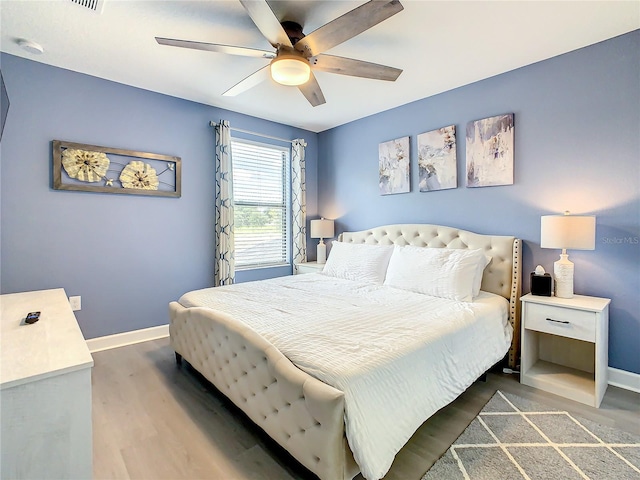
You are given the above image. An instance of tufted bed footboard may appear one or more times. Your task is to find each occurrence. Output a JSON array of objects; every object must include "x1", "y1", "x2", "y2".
[{"x1": 169, "y1": 302, "x2": 359, "y2": 480}]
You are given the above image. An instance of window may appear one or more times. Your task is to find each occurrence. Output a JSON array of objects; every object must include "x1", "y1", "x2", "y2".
[{"x1": 231, "y1": 139, "x2": 290, "y2": 269}]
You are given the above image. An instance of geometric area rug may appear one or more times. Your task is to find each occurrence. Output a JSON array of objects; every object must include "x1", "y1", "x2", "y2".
[{"x1": 422, "y1": 390, "x2": 640, "y2": 480}]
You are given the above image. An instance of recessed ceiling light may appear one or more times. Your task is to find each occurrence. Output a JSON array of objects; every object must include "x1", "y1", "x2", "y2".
[{"x1": 17, "y1": 39, "x2": 44, "y2": 55}]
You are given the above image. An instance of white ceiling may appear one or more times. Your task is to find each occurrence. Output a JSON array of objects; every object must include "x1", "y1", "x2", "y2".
[{"x1": 1, "y1": 1, "x2": 638, "y2": 133}]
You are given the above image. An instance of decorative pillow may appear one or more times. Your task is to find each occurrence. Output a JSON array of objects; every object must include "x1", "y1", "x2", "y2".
[
  {"x1": 383, "y1": 245, "x2": 489, "y2": 301},
  {"x1": 321, "y1": 242, "x2": 394, "y2": 285}
]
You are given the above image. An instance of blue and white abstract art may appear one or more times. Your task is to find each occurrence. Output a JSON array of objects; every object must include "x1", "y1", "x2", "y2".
[
  {"x1": 379, "y1": 136, "x2": 410, "y2": 195},
  {"x1": 417, "y1": 125, "x2": 457, "y2": 192},
  {"x1": 466, "y1": 113, "x2": 514, "y2": 188}
]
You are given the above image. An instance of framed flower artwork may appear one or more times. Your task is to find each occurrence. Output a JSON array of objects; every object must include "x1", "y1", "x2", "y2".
[{"x1": 53, "y1": 140, "x2": 181, "y2": 197}]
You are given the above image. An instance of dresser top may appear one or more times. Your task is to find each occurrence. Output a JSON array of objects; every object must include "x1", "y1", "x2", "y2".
[{"x1": 1, "y1": 288, "x2": 93, "y2": 389}]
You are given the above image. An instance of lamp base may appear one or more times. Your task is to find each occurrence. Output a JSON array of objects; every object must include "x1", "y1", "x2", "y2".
[
  {"x1": 554, "y1": 253, "x2": 574, "y2": 298},
  {"x1": 317, "y1": 240, "x2": 327, "y2": 264}
]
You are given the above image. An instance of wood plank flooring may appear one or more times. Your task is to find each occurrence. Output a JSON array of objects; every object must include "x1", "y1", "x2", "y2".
[{"x1": 92, "y1": 338, "x2": 640, "y2": 480}]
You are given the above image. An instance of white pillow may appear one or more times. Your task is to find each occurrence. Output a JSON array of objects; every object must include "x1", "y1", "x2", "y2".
[
  {"x1": 383, "y1": 245, "x2": 488, "y2": 301},
  {"x1": 473, "y1": 254, "x2": 492, "y2": 297},
  {"x1": 321, "y1": 242, "x2": 394, "y2": 285}
]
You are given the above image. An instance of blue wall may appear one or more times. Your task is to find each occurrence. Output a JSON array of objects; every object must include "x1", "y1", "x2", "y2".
[
  {"x1": 0, "y1": 53, "x2": 318, "y2": 339},
  {"x1": 318, "y1": 31, "x2": 640, "y2": 374}
]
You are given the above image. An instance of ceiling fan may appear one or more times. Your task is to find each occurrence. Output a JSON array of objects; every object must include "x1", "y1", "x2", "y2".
[{"x1": 155, "y1": 0, "x2": 404, "y2": 107}]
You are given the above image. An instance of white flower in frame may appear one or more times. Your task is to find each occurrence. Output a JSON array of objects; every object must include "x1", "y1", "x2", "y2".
[
  {"x1": 119, "y1": 160, "x2": 159, "y2": 190},
  {"x1": 61, "y1": 148, "x2": 110, "y2": 182}
]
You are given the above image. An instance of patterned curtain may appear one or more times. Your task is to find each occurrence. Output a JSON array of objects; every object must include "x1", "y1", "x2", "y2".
[
  {"x1": 291, "y1": 139, "x2": 307, "y2": 264},
  {"x1": 214, "y1": 120, "x2": 235, "y2": 286}
]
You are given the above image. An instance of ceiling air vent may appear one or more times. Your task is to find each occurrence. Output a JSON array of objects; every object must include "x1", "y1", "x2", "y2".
[{"x1": 70, "y1": 0, "x2": 105, "y2": 14}]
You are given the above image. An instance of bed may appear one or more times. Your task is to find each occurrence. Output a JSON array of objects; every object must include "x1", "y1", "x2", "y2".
[{"x1": 169, "y1": 224, "x2": 521, "y2": 480}]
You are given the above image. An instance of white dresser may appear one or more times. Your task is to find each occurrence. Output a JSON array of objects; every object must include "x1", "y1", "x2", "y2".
[{"x1": 1, "y1": 288, "x2": 94, "y2": 479}]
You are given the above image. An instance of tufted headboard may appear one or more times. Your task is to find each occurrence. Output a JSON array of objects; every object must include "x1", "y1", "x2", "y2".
[{"x1": 338, "y1": 224, "x2": 522, "y2": 368}]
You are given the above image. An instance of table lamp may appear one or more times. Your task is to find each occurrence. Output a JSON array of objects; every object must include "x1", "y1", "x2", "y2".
[
  {"x1": 310, "y1": 218, "x2": 334, "y2": 264},
  {"x1": 540, "y1": 211, "x2": 596, "y2": 298}
]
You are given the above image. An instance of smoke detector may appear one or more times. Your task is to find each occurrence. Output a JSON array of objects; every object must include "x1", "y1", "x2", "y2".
[{"x1": 17, "y1": 39, "x2": 44, "y2": 55}]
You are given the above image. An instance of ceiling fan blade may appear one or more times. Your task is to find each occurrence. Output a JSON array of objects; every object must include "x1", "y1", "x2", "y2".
[
  {"x1": 311, "y1": 54, "x2": 402, "y2": 81},
  {"x1": 295, "y1": 0, "x2": 403, "y2": 56},
  {"x1": 239, "y1": 0, "x2": 293, "y2": 49},
  {"x1": 298, "y1": 72, "x2": 326, "y2": 107},
  {"x1": 222, "y1": 65, "x2": 271, "y2": 97},
  {"x1": 156, "y1": 37, "x2": 275, "y2": 58}
]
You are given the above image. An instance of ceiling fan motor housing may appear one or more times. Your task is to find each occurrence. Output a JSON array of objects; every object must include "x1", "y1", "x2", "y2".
[{"x1": 280, "y1": 21, "x2": 305, "y2": 46}]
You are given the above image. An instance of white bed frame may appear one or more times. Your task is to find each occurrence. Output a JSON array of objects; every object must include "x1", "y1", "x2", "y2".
[{"x1": 169, "y1": 224, "x2": 521, "y2": 480}]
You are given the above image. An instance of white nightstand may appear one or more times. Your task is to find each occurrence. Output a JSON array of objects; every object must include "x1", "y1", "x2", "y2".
[
  {"x1": 520, "y1": 293, "x2": 610, "y2": 407},
  {"x1": 294, "y1": 261, "x2": 325, "y2": 275}
]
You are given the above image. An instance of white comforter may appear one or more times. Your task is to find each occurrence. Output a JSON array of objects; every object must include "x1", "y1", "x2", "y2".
[{"x1": 179, "y1": 273, "x2": 512, "y2": 480}]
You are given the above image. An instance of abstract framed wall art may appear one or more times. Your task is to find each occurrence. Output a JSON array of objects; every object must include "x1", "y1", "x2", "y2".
[
  {"x1": 379, "y1": 136, "x2": 410, "y2": 195},
  {"x1": 417, "y1": 125, "x2": 457, "y2": 192},
  {"x1": 53, "y1": 140, "x2": 181, "y2": 197},
  {"x1": 466, "y1": 113, "x2": 514, "y2": 188}
]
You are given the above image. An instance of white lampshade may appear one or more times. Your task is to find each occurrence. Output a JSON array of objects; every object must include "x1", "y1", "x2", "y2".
[
  {"x1": 310, "y1": 218, "x2": 334, "y2": 264},
  {"x1": 541, "y1": 213, "x2": 596, "y2": 250},
  {"x1": 540, "y1": 212, "x2": 596, "y2": 298},
  {"x1": 270, "y1": 55, "x2": 311, "y2": 86},
  {"x1": 310, "y1": 218, "x2": 334, "y2": 239}
]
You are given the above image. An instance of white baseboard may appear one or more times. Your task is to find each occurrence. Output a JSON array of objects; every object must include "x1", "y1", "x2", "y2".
[
  {"x1": 608, "y1": 367, "x2": 640, "y2": 393},
  {"x1": 86, "y1": 324, "x2": 169, "y2": 353}
]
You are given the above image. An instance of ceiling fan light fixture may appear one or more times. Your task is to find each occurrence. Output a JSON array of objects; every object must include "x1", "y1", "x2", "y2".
[{"x1": 270, "y1": 55, "x2": 310, "y2": 86}]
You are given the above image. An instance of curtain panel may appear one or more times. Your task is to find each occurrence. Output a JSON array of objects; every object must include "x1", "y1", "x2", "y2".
[
  {"x1": 291, "y1": 139, "x2": 307, "y2": 265},
  {"x1": 214, "y1": 120, "x2": 235, "y2": 286}
]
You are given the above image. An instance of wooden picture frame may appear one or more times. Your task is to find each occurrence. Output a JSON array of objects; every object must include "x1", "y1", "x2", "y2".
[{"x1": 53, "y1": 140, "x2": 181, "y2": 198}]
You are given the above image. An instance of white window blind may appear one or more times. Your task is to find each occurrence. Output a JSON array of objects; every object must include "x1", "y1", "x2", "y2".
[{"x1": 231, "y1": 139, "x2": 290, "y2": 269}]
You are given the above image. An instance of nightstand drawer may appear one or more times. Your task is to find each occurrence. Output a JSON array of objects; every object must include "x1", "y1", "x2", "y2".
[
  {"x1": 294, "y1": 262, "x2": 325, "y2": 274},
  {"x1": 524, "y1": 303, "x2": 596, "y2": 342}
]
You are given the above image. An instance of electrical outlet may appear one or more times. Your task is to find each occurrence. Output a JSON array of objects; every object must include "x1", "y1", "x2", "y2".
[{"x1": 69, "y1": 296, "x2": 81, "y2": 311}]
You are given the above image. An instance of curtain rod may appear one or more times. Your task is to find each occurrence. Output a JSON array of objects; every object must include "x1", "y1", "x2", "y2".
[{"x1": 209, "y1": 121, "x2": 294, "y2": 144}]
